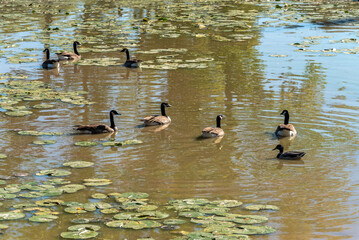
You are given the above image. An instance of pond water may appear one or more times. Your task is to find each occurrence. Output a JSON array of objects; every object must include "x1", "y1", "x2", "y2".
[{"x1": 1, "y1": 0, "x2": 359, "y2": 239}]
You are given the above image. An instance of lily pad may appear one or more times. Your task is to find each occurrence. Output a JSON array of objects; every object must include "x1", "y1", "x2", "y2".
[
  {"x1": 106, "y1": 220, "x2": 162, "y2": 229},
  {"x1": 32, "y1": 104, "x2": 54, "y2": 109},
  {"x1": 64, "y1": 206, "x2": 87, "y2": 214},
  {"x1": 178, "y1": 211, "x2": 204, "y2": 218},
  {"x1": 60, "y1": 230, "x2": 99, "y2": 239},
  {"x1": 163, "y1": 219, "x2": 186, "y2": 225},
  {"x1": 36, "y1": 169, "x2": 71, "y2": 177},
  {"x1": 63, "y1": 161, "x2": 94, "y2": 168},
  {"x1": 91, "y1": 193, "x2": 107, "y2": 199},
  {"x1": 74, "y1": 141, "x2": 98, "y2": 147},
  {"x1": 112, "y1": 192, "x2": 149, "y2": 199},
  {"x1": 114, "y1": 211, "x2": 169, "y2": 220},
  {"x1": 100, "y1": 208, "x2": 119, "y2": 214},
  {"x1": 0, "y1": 154, "x2": 7, "y2": 159},
  {"x1": 83, "y1": 178, "x2": 111, "y2": 187},
  {"x1": 5, "y1": 110, "x2": 32, "y2": 117},
  {"x1": 0, "y1": 212, "x2": 26, "y2": 220},
  {"x1": 211, "y1": 200, "x2": 243, "y2": 208},
  {"x1": 0, "y1": 224, "x2": 9, "y2": 229},
  {"x1": 35, "y1": 199, "x2": 64, "y2": 206},
  {"x1": 68, "y1": 224, "x2": 101, "y2": 231},
  {"x1": 244, "y1": 205, "x2": 279, "y2": 211},
  {"x1": 33, "y1": 140, "x2": 56, "y2": 145},
  {"x1": 60, "y1": 184, "x2": 86, "y2": 193},
  {"x1": 29, "y1": 214, "x2": 58, "y2": 223}
]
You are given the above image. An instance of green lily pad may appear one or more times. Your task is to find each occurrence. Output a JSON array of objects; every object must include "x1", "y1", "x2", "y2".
[
  {"x1": 12, "y1": 203, "x2": 38, "y2": 209},
  {"x1": 244, "y1": 205, "x2": 279, "y2": 211},
  {"x1": 106, "y1": 220, "x2": 161, "y2": 229},
  {"x1": 74, "y1": 141, "x2": 98, "y2": 147},
  {"x1": 33, "y1": 140, "x2": 56, "y2": 145},
  {"x1": 91, "y1": 193, "x2": 107, "y2": 199},
  {"x1": 0, "y1": 212, "x2": 26, "y2": 220},
  {"x1": 60, "y1": 184, "x2": 86, "y2": 193},
  {"x1": 0, "y1": 224, "x2": 9, "y2": 229},
  {"x1": 68, "y1": 224, "x2": 101, "y2": 231},
  {"x1": 0, "y1": 154, "x2": 7, "y2": 159},
  {"x1": 163, "y1": 219, "x2": 186, "y2": 225},
  {"x1": 63, "y1": 161, "x2": 94, "y2": 168},
  {"x1": 178, "y1": 211, "x2": 204, "y2": 218},
  {"x1": 114, "y1": 211, "x2": 169, "y2": 220},
  {"x1": 64, "y1": 206, "x2": 87, "y2": 214},
  {"x1": 35, "y1": 199, "x2": 64, "y2": 206},
  {"x1": 18, "y1": 131, "x2": 64, "y2": 136},
  {"x1": 60, "y1": 230, "x2": 99, "y2": 239},
  {"x1": 100, "y1": 208, "x2": 119, "y2": 214},
  {"x1": 5, "y1": 110, "x2": 32, "y2": 117},
  {"x1": 29, "y1": 214, "x2": 58, "y2": 223},
  {"x1": 198, "y1": 206, "x2": 229, "y2": 215},
  {"x1": 211, "y1": 200, "x2": 243, "y2": 208},
  {"x1": 83, "y1": 178, "x2": 111, "y2": 187},
  {"x1": 36, "y1": 169, "x2": 71, "y2": 177},
  {"x1": 46, "y1": 178, "x2": 71, "y2": 185},
  {"x1": 112, "y1": 192, "x2": 149, "y2": 199},
  {"x1": 32, "y1": 104, "x2": 54, "y2": 109},
  {"x1": 0, "y1": 180, "x2": 5, "y2": 185},
  {"x1": 18, "y1": 191, "x2": 45, "y2": 198}
]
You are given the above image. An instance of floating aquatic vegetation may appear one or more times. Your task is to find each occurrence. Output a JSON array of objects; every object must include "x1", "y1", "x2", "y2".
[
  {"x1": 110, "y1": 192, "x2": 149, "y2": 199},
  {"x1": 0, "y1": 212, "x2": 26, "y2": 220},
  {"x1": 5, "y1": 110, "x2": 32, "y2": 117},
  {"x1": 63, "y1": 161, "x2": 94, "y2": 168},
  {"x1": 60, "y1": 230, "x2": 99, "y2": 239},
  {"x1": 35, "y1": 199, "x2": 64, "y2": 206},
  {"x1": 32, "y1": 104, "x2": 55, "y2": 109},
  {"x1": 83, "y1": 178, "x2": 111, "y2": 187},
  {"x1": 29, "y1": 214, "x2": 58, "y2": 223},
  {"x1": 163, "y1": 219, "x2": 186, "y2": 225},
  {"x1": 33, "y1": 140, "x2": 56, "y2": 145},
  {"x1": 91, "y1": 193, "x2": 107, "y2": 199},
  {"x1": 0, "y1": 180, "x2": 6, "y2": 185},
  {"x1": 74, "y1": 141, "x2": 98, "y2": 147},
  {"x1": 18, "y1": 131, "x2": 64, "y2": 136},
  {"x1": 60, "y1": 184, "x2": 86, "y2": 194},
  {"x1": 114, "y1": 211, "x2": 169, "y2": 220},
  {"x1": 0, "y1": 154, "x2": 7, "y2": 159},
  {"x1": 244, "y1": 204, "x2": 279, "y2": 211},
  {"x1": 100, "y1": 208, "x2": 119, "y2": 214},
  {"x1": 36, "y1": 169, "x2": 71, "y2": 177},
  {"x1": 0, "y1": 224, "x2": 9, "y2": 229},
  {"x1": 106, "y1": 220, "x2": 162, "y2": 229}
]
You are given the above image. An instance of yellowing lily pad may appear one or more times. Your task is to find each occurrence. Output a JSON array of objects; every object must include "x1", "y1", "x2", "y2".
[
  {"x1": 163, "y1": 219, "x2": 186, "y2": 225},
  {"x1": 0, "y1": 154, "x2": 7, "y2": 159},
  {"x1": 74, "y1": 141, "x2": 98, "y2": 147},
  {"x1": 33, "y1": 140, "x2": 56, "y2": 145},
  {"x1": 91, "y1": 193, "x2": 107, "y2": 199},
  {"x1": 244, "y1": 205, "x2": 279, "y2": 211},
  {"x1": 32, "y1": 104, "x2": 54, "y2": 109},
  {"x1": 83, "y1": 178, "x2": 111, "y2": 187},
  {"x1": 68, "y1": 224, "x2": 101, "y2": 231},
  {"x1": 5, "y1": 110, "x2": 32, "y2": 117},
  {"x1": 63, "y1": 161, "x2": 94, "y2": 168}
]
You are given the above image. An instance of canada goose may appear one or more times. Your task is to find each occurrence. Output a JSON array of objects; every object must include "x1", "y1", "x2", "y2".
[
  {"x1": 56, "y1": 41, "x2": 81, "y2": 61},
  {"x1": 75, "y1": 110, "x2": 121, "y2": 134},
  {"x1": 142, "y1": 102, "x2": 171, "y2": 126},
  {"x1": 121, "y1": 48, "x2": 142, "y2": 68},
  {"x1": 273, "y1": 144, "x2": 305, "y2": 160},
  {"x1": 275, "y1": 110, "x2": 297, "y2": 138},
  {"x1": 202, "y1": 115, "x2": 225, "y2": 138},
  {"x1": 42, "y1": 49, "x2": 60, "y2": 69}
]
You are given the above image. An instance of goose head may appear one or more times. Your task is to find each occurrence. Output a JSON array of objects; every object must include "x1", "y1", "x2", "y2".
[{"x1": 272, "y1": 144, "x2": 284, "y2": 153}]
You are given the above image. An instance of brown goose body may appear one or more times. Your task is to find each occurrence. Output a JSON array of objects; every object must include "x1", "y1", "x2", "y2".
[
  {"x1": 57, "y1": 41, "x2": 81, "y2": 61},
  {"x1": 142, "y1": 103, "x2": 171, "y2": 126},
  {"x1": 275, "y1": 110, "x2": 297, "y2": 137},
  {"x1": 273, "y1": 144, "x2": 305, "y2": 160},
  {"x1": 202, "y1": 115, "x2": 224, "y2": 138},
  {"x1": 75, "y1": 110, "x2": 120, "y2": 134},
  {"x1": 121, "y1": 48, "x2": 141, "y2": 68},
  {"x1": 42, "y1": 48, "x2": 60, "y2": 69}
]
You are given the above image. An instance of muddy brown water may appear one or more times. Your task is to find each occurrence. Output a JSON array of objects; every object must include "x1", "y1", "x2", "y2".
[{"x1": 1, "y1": 0, "x2": 359, "y2": 239}]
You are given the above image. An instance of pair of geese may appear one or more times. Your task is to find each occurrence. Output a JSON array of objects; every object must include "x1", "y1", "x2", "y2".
[
  {"x1": 75, "y1": 104, "x2": 305, "y2": 160},
  {"x1": 42, "y1": 41, "x2": 141, "y2": 69}
]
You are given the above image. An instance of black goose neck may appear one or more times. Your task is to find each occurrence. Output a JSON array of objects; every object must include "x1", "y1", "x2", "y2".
[
  {"x1": 160, "y1": 104, "x2": 167, "y2": 116},
  {"x1": 45, "y1": 49, "x2": 50, "y2": 60},
  {"x1": 73, "y1": 42, "x2": 80, "y2": 56},
  {"x1": 216, "y1": 116, "x2": 221, "y2": 128},
  {"x1": 124, "y1": 49, "x2": 130, "y2": 60},
  {"x1": 284, "y1": 111, "x2": 289, "y2": 125},
  {"x1": 109, "y1": 111, "x2": 116, "y2": 129}
]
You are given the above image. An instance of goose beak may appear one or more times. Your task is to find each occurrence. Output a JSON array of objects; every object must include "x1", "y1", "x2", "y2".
[{"x1": 272, "y1": 147, "x2": 277, "y2": 150}]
